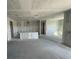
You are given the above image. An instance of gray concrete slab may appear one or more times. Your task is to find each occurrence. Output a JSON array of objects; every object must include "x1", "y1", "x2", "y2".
[{"x1": 7, "y1": 39, "x2": 71, "y2": 59}]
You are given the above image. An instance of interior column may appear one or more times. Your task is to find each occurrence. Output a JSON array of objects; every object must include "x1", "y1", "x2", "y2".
[
  {"x1": 39, "y1": 20, "x2": 41, "y2": 35},
  {"x1": 63, "y1": 10, "x2": 71, "y2": 47}
]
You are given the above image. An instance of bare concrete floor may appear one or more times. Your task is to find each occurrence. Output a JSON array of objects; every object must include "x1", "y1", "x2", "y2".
[{"x1": 7, "y1": 39, "x2": 71, "y2": 59}]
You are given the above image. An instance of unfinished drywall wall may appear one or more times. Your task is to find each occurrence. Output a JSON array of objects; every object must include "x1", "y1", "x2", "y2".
[
  {"x1": 63, "y1": 10, "x2": 71, "y2": 47},
  {"x1": 12, "y1": 20, "x2": 39, "y2": 38}
]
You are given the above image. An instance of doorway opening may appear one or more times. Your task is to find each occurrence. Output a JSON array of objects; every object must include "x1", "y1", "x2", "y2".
[{"x1": 10, "y1": 21, "x2": 14, "y2": 38}]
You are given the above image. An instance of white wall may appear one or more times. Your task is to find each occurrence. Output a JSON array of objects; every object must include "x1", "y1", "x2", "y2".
[
  {"x1": 46, "y1": 14, "x2": 64, "y2": 38},
  {"x1": 46, "y1": 20, "x2": 58, "y2": 36}
]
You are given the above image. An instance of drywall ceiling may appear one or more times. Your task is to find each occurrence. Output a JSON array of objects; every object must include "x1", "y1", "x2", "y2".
[{"x1": 7, "y1": 0, "x2": 71, "y2": 20}]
